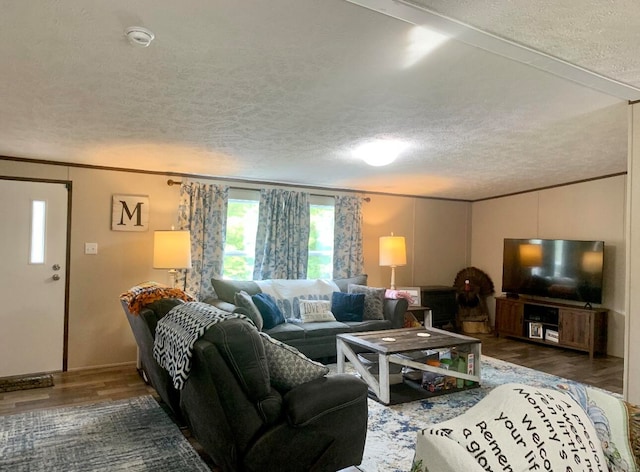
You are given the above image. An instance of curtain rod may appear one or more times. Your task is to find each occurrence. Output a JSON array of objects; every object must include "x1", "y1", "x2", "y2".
[{"x1": 166, "y1": 179, "x2": 371, "y2": 202}]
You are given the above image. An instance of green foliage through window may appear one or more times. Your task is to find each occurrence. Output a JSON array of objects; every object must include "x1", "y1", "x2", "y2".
[
  {"x1": 308, "y1": 205, "x2": 334, "y2": 279},
  {"x1": 223, "y1": 199, "x2": 259, "y2": 280},
  {"x1": 222, "y1": 199, "x2": 334, "y2": 280}
]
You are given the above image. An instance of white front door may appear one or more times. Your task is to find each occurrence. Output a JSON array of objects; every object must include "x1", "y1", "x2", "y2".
[{"x1": 0, "y1": 179, "x2": 68, "y2": 377}]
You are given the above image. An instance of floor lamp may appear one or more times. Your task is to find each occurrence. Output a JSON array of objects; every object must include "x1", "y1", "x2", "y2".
[
  {"x1": 379, "y1": 233, "x2": 406, "y2": 290},
  {"x1": 153, "y1": 230, "x2": 192, "y2": 288}
]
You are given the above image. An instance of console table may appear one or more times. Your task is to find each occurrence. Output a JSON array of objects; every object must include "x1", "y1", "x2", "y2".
[{"x1": 494, "y1": 296, "x2": 607, "y2": 358}]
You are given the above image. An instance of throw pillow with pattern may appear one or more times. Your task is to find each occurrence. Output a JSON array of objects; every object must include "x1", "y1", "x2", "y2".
[
  {"x1": 259, "y1": 332, "x2": 329, "y2": 391},
  {"x1": 299, "y1": 300, "x2": 336, "y2": 323},
  {"x1": 348, "y1": 284, "x2": 385, "y2": 320}
]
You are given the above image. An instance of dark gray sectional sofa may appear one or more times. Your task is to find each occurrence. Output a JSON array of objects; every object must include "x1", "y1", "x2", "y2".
[{"x1": 203, "y1": 275, "x2": 408, "y2": 359}]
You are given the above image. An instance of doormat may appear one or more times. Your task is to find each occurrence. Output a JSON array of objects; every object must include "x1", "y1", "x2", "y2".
[{"x1": 0, "y1": 373, "x2": 54, "y2": 393}]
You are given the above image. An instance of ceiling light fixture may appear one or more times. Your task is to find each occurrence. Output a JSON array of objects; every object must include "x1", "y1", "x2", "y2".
[
  {"x1": 353, "y1": 139, "x2": 409, "y2": 166},
  {"x1": 125, "y1": 26, "x2": 155, "y2": 47}
]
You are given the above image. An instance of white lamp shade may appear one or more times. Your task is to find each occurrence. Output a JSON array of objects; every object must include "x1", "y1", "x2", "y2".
[
  {"x1": 153, "y1": 230, "x2": 192, "y2": 269},
  {"x1": 379, "y1": 235, "x2": 407, "y2": 267}
]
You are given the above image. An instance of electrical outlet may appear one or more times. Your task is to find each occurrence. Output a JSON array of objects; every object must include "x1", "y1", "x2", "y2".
[{"x1": 85, "y1": 242, "x2": 98, "y2": 255}]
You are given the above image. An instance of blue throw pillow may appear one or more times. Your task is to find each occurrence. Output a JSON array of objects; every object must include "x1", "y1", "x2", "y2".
[
  {"x1": 331, "y1": 291, "x2": 365, "y2": 322},
  {"x1": 252, "y1": 293, "x2": 285, "y2": 330}
]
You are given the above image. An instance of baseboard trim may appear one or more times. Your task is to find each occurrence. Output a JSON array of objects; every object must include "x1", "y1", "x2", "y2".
[{"x1": 67, "y1": 361, "x2": 137, "y2": 372}]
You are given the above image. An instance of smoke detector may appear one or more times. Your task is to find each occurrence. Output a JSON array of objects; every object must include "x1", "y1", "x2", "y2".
[{"x1": 125, "y1": 26, "x2": 155, "y2": 47}]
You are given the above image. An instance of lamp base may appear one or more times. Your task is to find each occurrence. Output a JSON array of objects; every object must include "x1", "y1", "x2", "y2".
[
  {"x1": 168, "y1": 269, "x2": 178, "y2": 289},
  {"x1": 390, "y1": 266, "x2": 397, "y2": 290}
]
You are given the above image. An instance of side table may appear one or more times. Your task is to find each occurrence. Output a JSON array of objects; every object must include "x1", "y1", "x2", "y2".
[
  {"x1": 419, "y1": 286, "x2": 457, "y2": 329},
  {"x1": 406, "y1": 306, "x2": 432, "y2": 327}
]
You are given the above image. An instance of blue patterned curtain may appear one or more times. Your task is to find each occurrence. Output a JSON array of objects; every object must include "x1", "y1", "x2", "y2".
[
  {"x1": 176, "y1": 181, "x2": 229, "y2": 299},
  {"x1": 253, "y1": 189, "x2": 310, "y2": 280},
  {"x1": 333, "y1": 195, "x2": 364, "y2": 278}
]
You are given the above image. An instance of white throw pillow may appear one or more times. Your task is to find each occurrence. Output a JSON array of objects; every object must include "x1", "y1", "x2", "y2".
[{"x1": 299, "y1": 300, "x2": 336, "y2": 323}]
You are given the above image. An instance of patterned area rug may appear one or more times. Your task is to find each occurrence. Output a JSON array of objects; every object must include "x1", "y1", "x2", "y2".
[
  {"x1": 0, "y1": 358, "x2": 605, "y2": 472},
  {"x1": 353, "y1": 355, "x2": 600, "y2": 472},
  {"x1": 0, "y1": 395, "x2": 210, "y2": 472}
]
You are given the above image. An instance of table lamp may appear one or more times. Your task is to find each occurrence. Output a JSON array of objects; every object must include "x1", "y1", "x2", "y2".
[
  {"x1": 379, "y1": 233, "x2": 406, "y2": 289},
  {"x1": 153, "y1": 230, "x2": 192, "y2": 288}
]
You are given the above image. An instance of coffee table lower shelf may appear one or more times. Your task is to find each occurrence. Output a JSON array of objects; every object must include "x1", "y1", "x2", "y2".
[{"x1": 368, "y1": 377, "x2": 480, "y2": 405}]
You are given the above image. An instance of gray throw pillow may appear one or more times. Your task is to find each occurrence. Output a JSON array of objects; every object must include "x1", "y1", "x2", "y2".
[
  {"x1": 234, "y1": 290, "x2": 264, "y2": 331},
  {"x1": 211, "y1": 278, "x2": 260, "y2": 304},
  {"x1": 333, "y1": 274, "x2": 368, "y2": 293},
  {"x1": 348, "y1": 284, "x2": 385, "y2": 320},
  {"x1": 259, "y1": 332, "x2": 329, "y2": 391}
]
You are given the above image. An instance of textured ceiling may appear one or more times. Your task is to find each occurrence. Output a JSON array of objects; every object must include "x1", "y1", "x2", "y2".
[
  {"x1": 408, "y1": 0, "x2": 640, "y2": 90},
  {"x1": 0, "y1": 0, "x2": 634, "y2": 200}
]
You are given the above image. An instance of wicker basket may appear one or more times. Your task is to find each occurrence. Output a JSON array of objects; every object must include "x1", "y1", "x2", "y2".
[{"x1": 461, "y1": 320, "x2": 491, "y2": 334}]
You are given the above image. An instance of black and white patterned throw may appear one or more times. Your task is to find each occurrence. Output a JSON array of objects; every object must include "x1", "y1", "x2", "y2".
[{"x1": 153, "y1": 302, "x2": 249, "y2": 390}]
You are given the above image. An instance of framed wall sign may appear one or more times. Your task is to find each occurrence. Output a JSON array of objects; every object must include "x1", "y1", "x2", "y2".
[{"x1": 111, "y1": 195, "x2": 149, "y2": 231}]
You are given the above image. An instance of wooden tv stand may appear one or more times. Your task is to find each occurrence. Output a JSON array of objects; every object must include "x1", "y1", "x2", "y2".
[{"x1": 494, "y1": 296, "x2": 607, "y2": 359}]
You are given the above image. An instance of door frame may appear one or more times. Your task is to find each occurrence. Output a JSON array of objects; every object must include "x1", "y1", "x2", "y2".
[{"x1": 1, "y1": 176, "x2": 72, "y2": 372}]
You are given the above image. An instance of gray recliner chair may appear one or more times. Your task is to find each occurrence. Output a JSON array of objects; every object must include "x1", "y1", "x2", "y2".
[
  {"x1": 180, "y1": 318, "x2": 369, "y2": 472},
  {"x1": 122, "y1": 298, "x2": 369, "y2": 471}
]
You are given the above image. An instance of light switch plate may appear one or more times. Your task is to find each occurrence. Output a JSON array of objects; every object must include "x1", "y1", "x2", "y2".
[{"x1": 85, "y1": 242, "x2": 98, "y2": 255}]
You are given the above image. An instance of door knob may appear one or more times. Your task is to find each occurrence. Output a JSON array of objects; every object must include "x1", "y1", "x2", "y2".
[
  {"x1": 52, "y1": 264, "x2": 61, "y2": 271},
  {"x1": 52, "y1": 274, "x2": 61, "y2": 281}
]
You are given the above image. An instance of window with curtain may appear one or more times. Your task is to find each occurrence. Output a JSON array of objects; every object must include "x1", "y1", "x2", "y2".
[
  {"x1": 220, "y1": 191, "x2": 336, "y2": 280},
  {"x1": 333, "y1": 195, "x2": 364, "y2": 278},
  {"x1": 180, "y1": 185, "x2": 363, "y2": 288},
  {"x1": 253, "y1": 188, "x2": 310, "y2": 280},
  {"x1": 223, "y1": 197, "x2": 259, "y2": 280},
  {"x1": 177, "y1": 181, "x2": 229, "y2": 299},
  {"x1": 308, "y1": 201, "x2": 334, "y2": 279}
]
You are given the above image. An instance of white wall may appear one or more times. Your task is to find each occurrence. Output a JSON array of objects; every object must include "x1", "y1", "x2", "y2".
[
  {"x1": 1, "y1": 160, "x2": 472, "y2": 369},
  {"x1": 362, "y1": 194, "x2": 470, "y2": 288},
  {"x1": 626, "y1": 103, "x2": 640, "y2": 402},
  {"x1": 471, "y1": 175, "x2": 627, "y2": 357},
  {"x1": 0, "y1": 161, "x2": 187, "y2": 369}
]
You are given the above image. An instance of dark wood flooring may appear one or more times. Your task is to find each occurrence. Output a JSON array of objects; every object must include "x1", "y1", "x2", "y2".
[
  {"x1": 477, "y1": 333, "x2": 623, "y2": 394},
  {"x1": 0, "y1": 334, "x2": 623, "y2": 416},
  {"x1": 0, "y1": 364, "x2": 157, "y2": 416}
]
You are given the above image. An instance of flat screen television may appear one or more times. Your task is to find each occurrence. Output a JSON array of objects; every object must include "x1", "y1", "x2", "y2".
[{"x1": 502, "y1": 238, "x2": 604, "y2": 304}]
